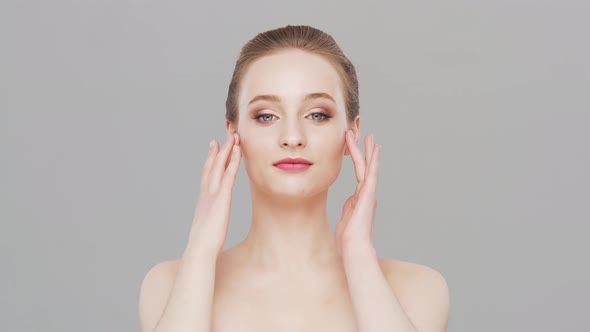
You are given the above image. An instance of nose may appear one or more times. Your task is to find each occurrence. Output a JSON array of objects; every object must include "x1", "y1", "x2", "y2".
[{"x1": 279, "y1": 120, "x2": 306, "y2": 148}]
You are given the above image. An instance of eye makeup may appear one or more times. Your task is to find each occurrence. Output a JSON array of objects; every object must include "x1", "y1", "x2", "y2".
[{"x1": 252, "y1": 110, "x2": 334, "y2": 123}]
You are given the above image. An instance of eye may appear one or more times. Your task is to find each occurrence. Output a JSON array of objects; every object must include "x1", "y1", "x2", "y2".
[
  {"x1": 254, "y1": 113, "x2": 276, "y2": 122},
  {"x1": 253, "y1": 111, "x2": 333, "y2": 123},
  {"x1": 307, "y1": 112, "x2": 332, "y2": 121}
]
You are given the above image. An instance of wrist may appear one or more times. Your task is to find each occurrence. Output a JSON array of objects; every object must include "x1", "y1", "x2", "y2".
[
  {"x1": 184, "y1": 232, "x2": 221, "y2": 259},
  {"x1": 341, "y1": 238, "x2": 377, "y2": 261}
]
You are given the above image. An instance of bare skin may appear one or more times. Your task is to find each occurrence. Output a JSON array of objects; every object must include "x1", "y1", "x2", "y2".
[
  {"x1": 144, "y1": 247, "x2": 431, "y2": 332},
  {"x1": 138, "y1": 49, "x2": 449, "y2": 332}
]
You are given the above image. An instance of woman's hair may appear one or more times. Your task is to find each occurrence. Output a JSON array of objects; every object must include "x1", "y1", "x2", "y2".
[{"x1": 225, "y1": 25, "x2": 359, "y2": 125}]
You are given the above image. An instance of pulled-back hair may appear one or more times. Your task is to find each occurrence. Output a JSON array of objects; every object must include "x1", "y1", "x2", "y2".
[{"x1": 225, "y1": 25, "x2": 360, "y2": 124}]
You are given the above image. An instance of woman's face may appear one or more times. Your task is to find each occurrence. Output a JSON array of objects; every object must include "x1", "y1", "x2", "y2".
[{"x1": 230, "y1": 48, "x2": 359, "y2": 198}]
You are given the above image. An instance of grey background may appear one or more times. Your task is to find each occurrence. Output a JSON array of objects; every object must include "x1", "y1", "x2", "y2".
[{"x1": 1, "y1": 0, "x2": 588, "y2": 331}]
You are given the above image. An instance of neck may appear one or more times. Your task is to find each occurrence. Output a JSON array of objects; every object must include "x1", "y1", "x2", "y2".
[{"x1": 238, "y1": 185, "x2": 341, "y2": 273}]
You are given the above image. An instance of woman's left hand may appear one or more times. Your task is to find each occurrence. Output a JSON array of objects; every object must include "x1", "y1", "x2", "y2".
[{"x1": 335, "y1": 130, "x2": 381, "y2": 258}]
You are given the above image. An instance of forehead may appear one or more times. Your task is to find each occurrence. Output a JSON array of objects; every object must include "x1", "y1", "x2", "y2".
[{"x1": 238, "y1": 49, "x2": 345, "y2": 109}]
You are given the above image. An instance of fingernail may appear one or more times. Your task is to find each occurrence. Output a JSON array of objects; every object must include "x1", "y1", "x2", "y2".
[{"x1": 209, "y1": 140, "x2": 215, "y2": 149}]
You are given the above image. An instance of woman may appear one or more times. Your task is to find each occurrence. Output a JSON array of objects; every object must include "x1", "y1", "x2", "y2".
[{"x1": 138, "y1": 25, "x2": 450, "y2": 332}]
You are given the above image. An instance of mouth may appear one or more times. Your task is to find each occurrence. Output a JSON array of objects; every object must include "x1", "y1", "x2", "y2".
[
  {"x1": 273, "y1": 157, "x2": 313, "y2": 172},
  {"x1": 274, "y1": 163, "x2": 312, "y2": 171}
]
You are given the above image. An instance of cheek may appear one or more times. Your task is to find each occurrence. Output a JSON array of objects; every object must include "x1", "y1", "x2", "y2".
[
  {"x1": 326, "y1": 135, "x2": 346, "y2": 154},
  {"x1": 315, "y1": 138, "x2": 346, "y2": 169},
  {"x1": 238, "y1": 134, "x2": 268, "y2": 159}
]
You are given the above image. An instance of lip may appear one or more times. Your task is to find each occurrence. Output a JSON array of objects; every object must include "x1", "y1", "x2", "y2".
[{"x1": 273, "y1": 157, "x2": 313, "y2": 166}]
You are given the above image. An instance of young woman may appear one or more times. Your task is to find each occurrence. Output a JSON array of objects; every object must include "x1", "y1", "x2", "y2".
[{"x1": 138, "y1": 25, "x2": 449, "y2": 332}]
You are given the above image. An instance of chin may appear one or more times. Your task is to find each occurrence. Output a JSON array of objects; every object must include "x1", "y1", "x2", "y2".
[
  {"x1": 271, "y1": 178, "x2": 318, "y2": 193},
  {"x1": 268, "y1": 187, "x2": 325, "y2": 200},
  {"x1": 272, "y1": 176, "x2": 338, "y2": 198}
]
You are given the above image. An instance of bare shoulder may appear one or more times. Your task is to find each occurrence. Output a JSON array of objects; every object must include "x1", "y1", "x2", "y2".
[
  {"x1": 377, "y1": 257, "x2": 444, "y2": 280},
  {"x1": 138, "y1": 259, "x2": 181, "y2": 332},
  {"x1": 378, "y1": 257, "x2": 450, "y2": 332}
]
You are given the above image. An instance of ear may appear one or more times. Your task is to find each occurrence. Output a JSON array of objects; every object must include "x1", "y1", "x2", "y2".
[
  {"x1": 226, "y1": 120, "x2": 237, "y2": 136},
  {"x1": 344, "y1": 115, "x2": 360, "y2": 156}
]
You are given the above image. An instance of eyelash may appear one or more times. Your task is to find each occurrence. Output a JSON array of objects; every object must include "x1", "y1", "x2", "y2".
[{"x1": 253, "y1": 112, "x2": 333, "y2": 123}]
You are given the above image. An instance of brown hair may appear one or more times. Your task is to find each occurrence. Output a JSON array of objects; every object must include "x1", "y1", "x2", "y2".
[{"x1": 225, "y1": 25, "x2": 359, "y2": 125}]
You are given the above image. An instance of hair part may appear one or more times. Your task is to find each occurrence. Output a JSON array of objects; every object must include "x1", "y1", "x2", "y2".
[{"x1": 225, "y1": 25, "x2": 360, "y2": 125}]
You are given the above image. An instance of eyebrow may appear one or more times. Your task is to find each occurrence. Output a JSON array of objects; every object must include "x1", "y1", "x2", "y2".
[{"x1": 247, "y1": 92, "x2": 336, "y2": 106}]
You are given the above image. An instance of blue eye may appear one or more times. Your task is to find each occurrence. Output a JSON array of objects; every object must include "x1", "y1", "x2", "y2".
[
  {"x1": 253, "y1": 112, "x2": 333, "y2": 123},
  {"x1": 308, "y1": 112, "x2": 331, "y2": 121},
  {"x1": 254, "y1": 114, "x2": 276, "y2": 122}
]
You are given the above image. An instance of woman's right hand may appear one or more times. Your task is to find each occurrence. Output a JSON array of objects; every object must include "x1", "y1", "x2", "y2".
[{"x1": 187, "y1": 132, "x2": 241, "y2": 257}]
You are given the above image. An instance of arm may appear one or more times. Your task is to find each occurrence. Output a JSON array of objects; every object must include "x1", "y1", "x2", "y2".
[
  {"x1": 343, "y1": 242, "x2": 418, "y2": 332},
  {"x1": 338, "y1": 131, "x2": 450, "y2": 332},
  {"x1": 342, "y1": 241, "x2": 450, "y2": 332},
  {"x1": 149, "y1": 241, "x2": 218, "y2": 332},
  {"x1": 138, "y1": 133, "x2": 242, "y2": 332}
]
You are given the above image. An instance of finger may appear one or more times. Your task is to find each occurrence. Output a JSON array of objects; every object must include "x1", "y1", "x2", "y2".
[
  {"x1": 365, "y1": 144, "x2": 380, "y2": 192},
  {"x1": 364, "y1": 134, "x2": 375, "y2": 179},
  {"x1": 200, "y1": 140, "x2": 218, "y2": 193},
  {"x1": 356, "y1": 144, "x2": 381, "y2": 210},
  {"x1": 346, "y1": 130, "x2": 365, "y2": 183},
  {"x1": 223, "y1": 133, "x2": 241, "y2": 169},
  {"x1": 220, "y1": 144, "x2": 241, "y2": 195},
  {"x1": 352, "y1": 182, "x2": 361, "y2": 206},
  {"x1": 208, "y1": 133, "x2": 236, "y2": 192}
]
